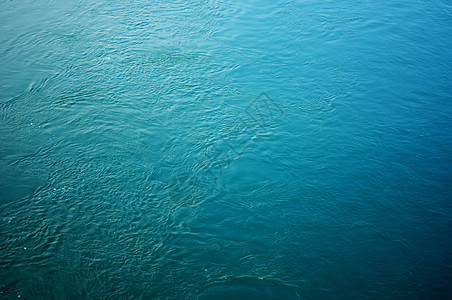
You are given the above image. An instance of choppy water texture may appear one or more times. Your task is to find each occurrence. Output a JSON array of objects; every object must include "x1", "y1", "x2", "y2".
[{"x1": 1, "y1": 0, "x2": 452, "y2": 299}]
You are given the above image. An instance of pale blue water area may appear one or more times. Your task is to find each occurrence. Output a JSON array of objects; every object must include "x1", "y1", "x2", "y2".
[{"x1": 1, "y1": 0, "x2": 452, "y2": 298}]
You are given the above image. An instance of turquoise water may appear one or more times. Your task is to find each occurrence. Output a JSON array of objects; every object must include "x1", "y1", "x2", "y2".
[{"x1": 1, "y1": 0, "x2": 452, "y2": 298}]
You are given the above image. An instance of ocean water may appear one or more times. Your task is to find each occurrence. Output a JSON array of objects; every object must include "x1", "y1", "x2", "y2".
[{"x1": 1, "y1": 0, "x2": 452, "y2": 298}]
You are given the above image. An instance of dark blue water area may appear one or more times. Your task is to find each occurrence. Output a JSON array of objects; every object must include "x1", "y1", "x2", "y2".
[{"x1": 1, "y1": 0, "x2": 452, "y2": 298}]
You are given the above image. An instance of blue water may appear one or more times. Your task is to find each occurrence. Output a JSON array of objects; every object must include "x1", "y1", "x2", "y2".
[{"x1": 1, "y1": 0, "x2": 452, "y2": 298}]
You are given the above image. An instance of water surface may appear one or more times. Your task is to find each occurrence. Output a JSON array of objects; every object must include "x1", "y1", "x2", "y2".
[{"x1": 1, "y1": 0, "x2": 452, "y2": 298}]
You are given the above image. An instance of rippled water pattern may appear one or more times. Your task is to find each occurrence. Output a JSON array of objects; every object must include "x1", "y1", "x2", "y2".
[{"x1": 1, "y1": 0, "x2": 452, "y2": 298}]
